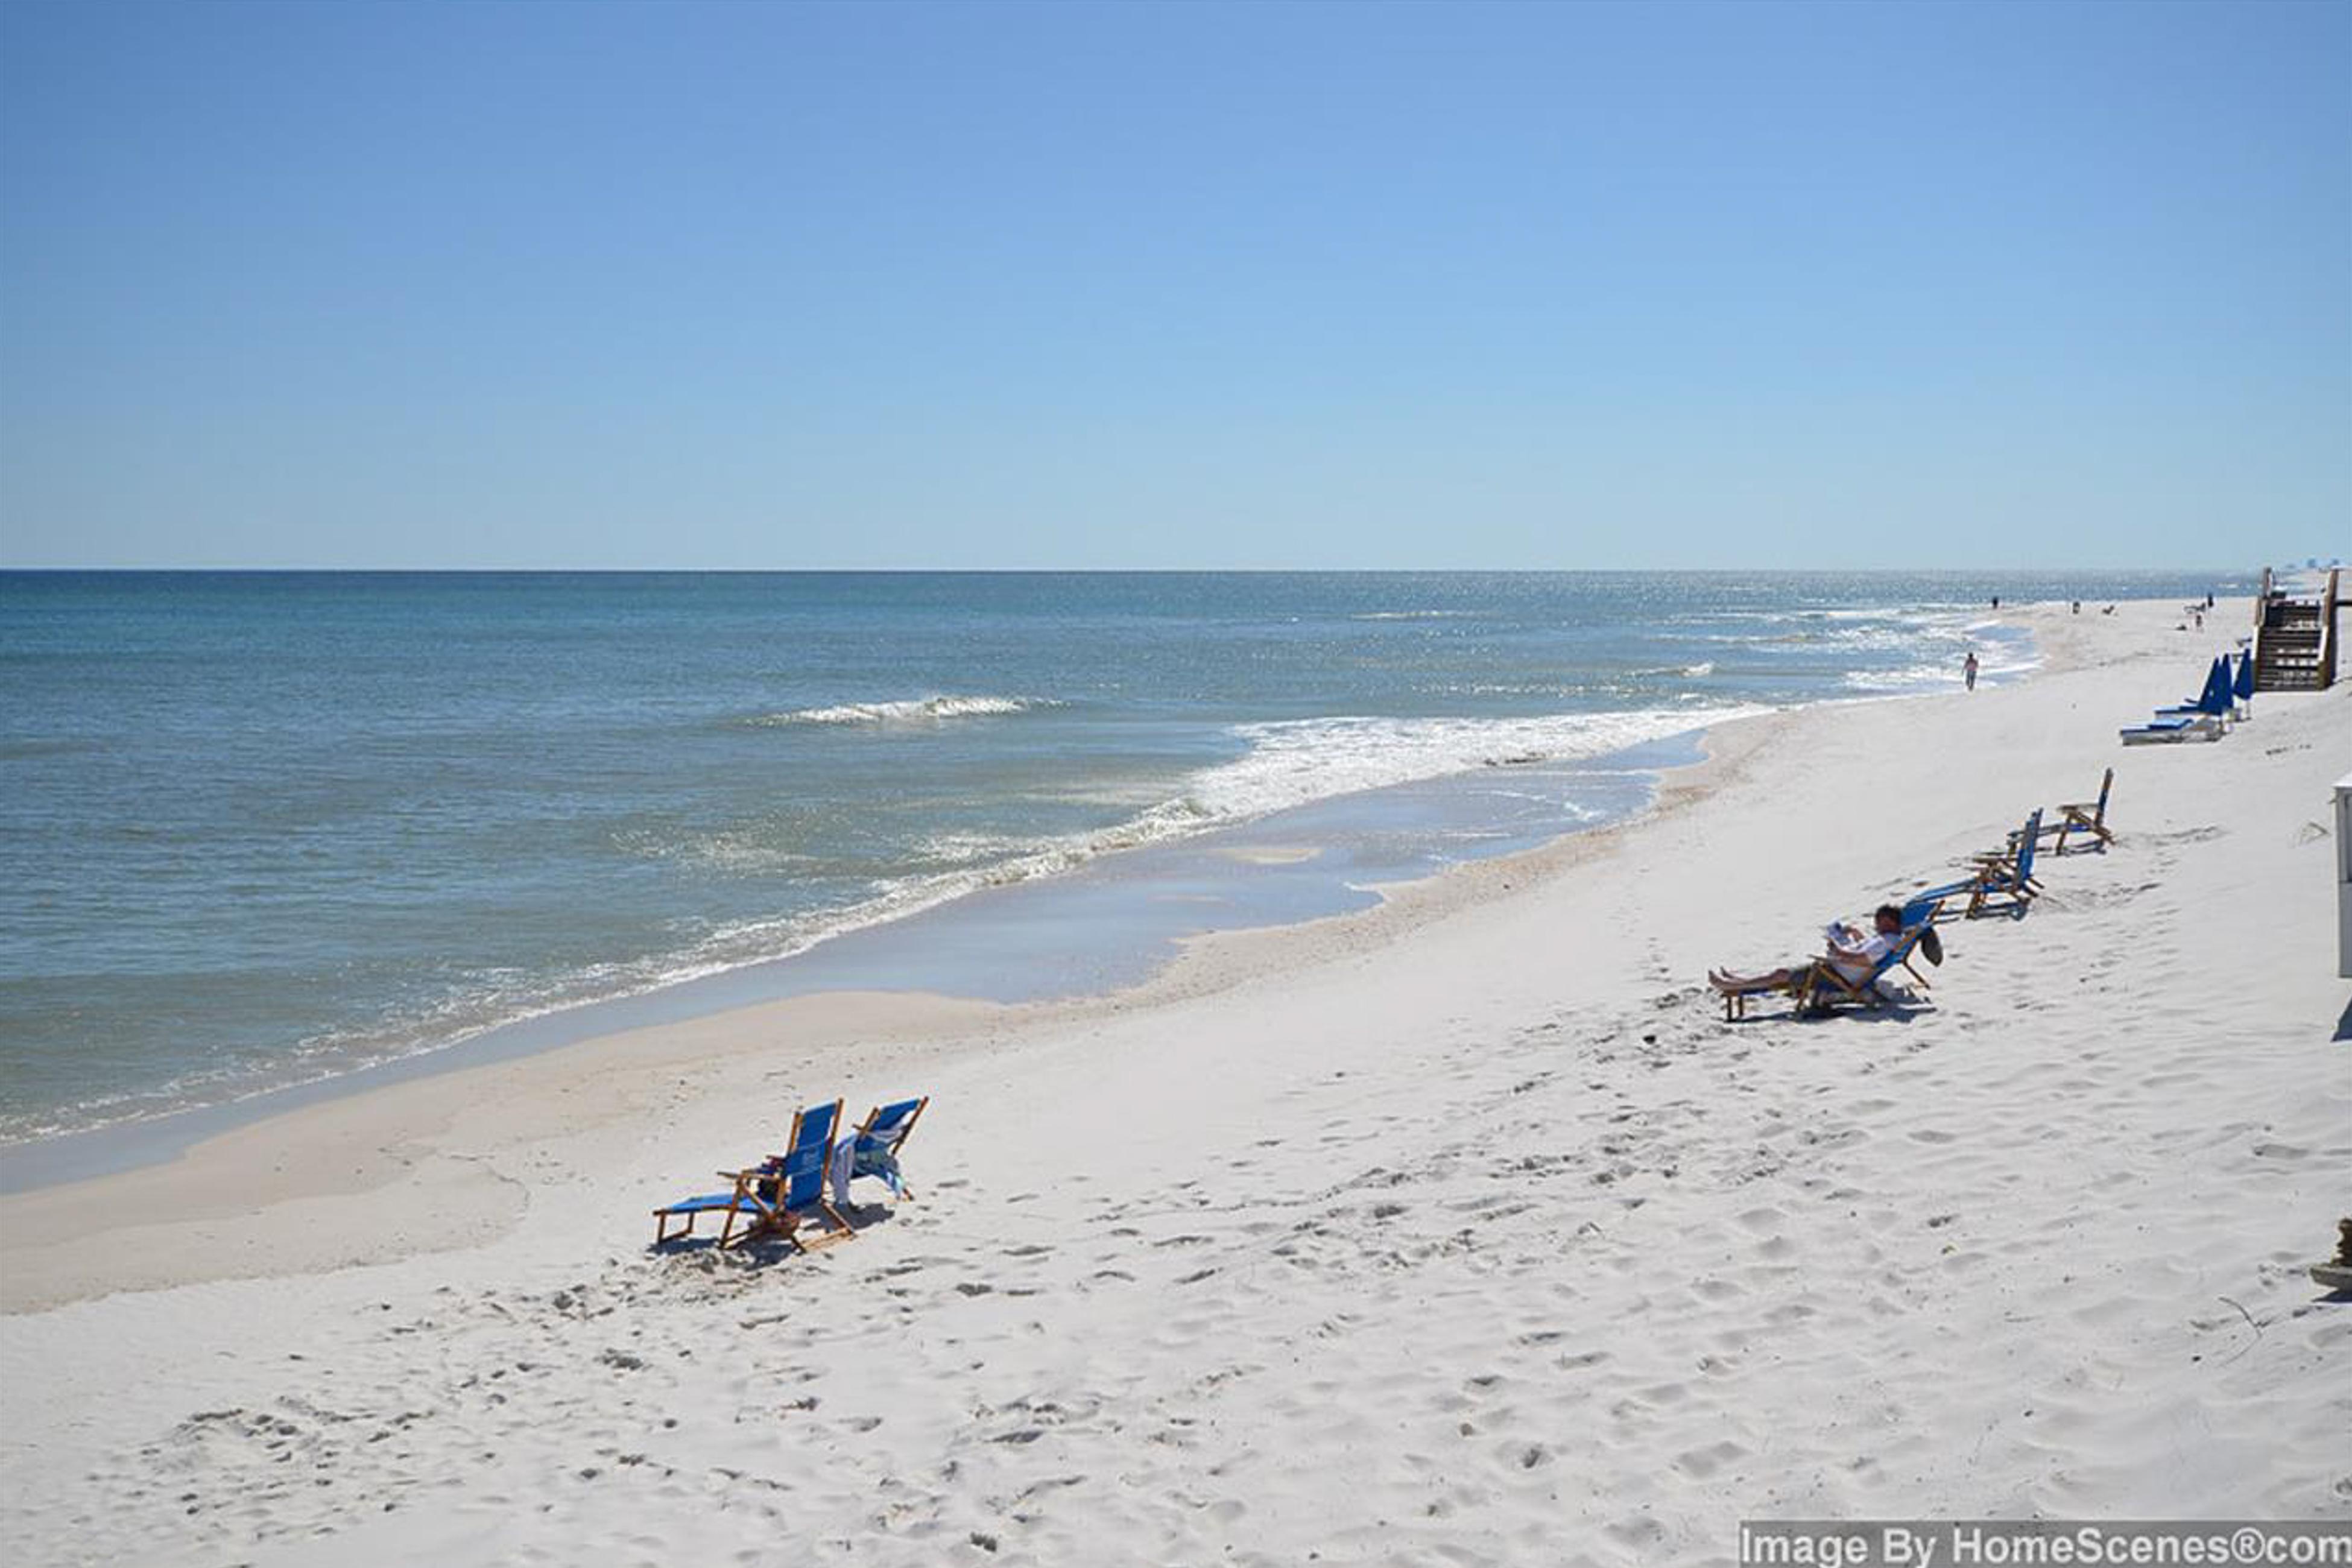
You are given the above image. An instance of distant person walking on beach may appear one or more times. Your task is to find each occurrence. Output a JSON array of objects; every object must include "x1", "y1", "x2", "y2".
[{"x1": 1964, "y1": 650, "x2": 1979, "y2": 691}]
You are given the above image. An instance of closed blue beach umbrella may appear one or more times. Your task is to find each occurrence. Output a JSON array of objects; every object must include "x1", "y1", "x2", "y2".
[
  {"x1": 2232, "y1": 650, "x2": 2256, "y2": 706},
  {"x1": 2197, "y1": 657, "x2": 2227, "y2": 715}
]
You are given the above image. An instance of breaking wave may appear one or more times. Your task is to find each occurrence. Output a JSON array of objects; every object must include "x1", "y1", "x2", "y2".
[{"x1": 751, "y1": 695, "x2": 1052, "y2": 727}]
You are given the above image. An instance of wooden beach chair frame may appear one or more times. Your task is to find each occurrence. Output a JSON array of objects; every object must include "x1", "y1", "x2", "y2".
[
  {"x1": 762, "y1": 1096, "x2": 858, "y2": 1251},
  {"x1": 1922, "y1": 809, "x2": 2042, "y2": 920},
  {"x1": 2046, "y1": 768, "x2": 2114, "y2": 854},
  {"x1": 1961, "y1": 809, "x2": 2042, "y2": 918},
  {"x1": 652, "y1": 1167, "x2": 777, "y2": 1250}
]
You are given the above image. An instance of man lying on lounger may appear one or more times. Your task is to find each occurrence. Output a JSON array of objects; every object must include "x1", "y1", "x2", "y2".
[{"x1": 1709, "y1": 904, "x2": 1904, "y2": 997}]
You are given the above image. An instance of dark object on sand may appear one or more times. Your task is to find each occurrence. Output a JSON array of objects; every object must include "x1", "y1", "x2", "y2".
[{"x1": 2312, "y1": 1219, "x2": 2352, "y2": 1294}]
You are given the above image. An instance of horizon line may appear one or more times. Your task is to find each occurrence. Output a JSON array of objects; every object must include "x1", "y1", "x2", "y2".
[{"x1": 0, "y1": 563, "x2": 2279, "y2": 577}]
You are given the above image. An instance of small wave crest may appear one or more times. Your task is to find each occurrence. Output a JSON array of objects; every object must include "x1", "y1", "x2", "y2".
[
  {"x1": 1843, "y1": 663, "x2": 1964, "y2": 691},
  {"x1": 750, "y1": 694, "x2": 1052, "y2": 727},
  {"x1": 1185, "y1": 706, "x2": 1768, "y2": 820}
]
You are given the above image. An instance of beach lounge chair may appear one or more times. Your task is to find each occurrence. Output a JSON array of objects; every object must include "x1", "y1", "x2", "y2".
[
  {"x1": 2044, "y1": 768, "x2": 2115, "y2": 854},
  {"x1": 833, "y1": 1096, "x2": 928, "y2": 1204},
  {"x1": 1718, "y1": 923, "x2": 1932, "y2": 1022},
  {"x1": 651, "y1": 1098, "x2": 855, "y2": 1251},
  {"x1": 2126, "y1": 659, "x2": 2232, "y2": 744},
  {"x1": 2119, "y1": 713, "x2": 2222, "y2": 745}
]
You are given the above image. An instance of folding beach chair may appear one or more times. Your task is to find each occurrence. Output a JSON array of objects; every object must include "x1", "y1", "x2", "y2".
[
  {"x1": 652, "y1": 1098, "x2": 855, "y2": 1251},
  {"x1": 1910, "y1": 809, "x2": 2043, "y2": 921},
  {"x1": 2119, "y1": 713, "x2": 2222, "y2": 745},
  {"x1": 834, "y1": 1096, "x2": 929, "y2": 1204},
  {"x1": 1960, "y1": 808, "x2": 2043, "y2": 918},
  {"x1": 1795, "y1": 923, "x2": 1935, "y2": 1015},
  {"x1": 2045, "y1": 768, "x2": 2114, "y2": 854},
  {"x1": 1718, "y1": 923, "x2": 1932, "y2": 1022}
]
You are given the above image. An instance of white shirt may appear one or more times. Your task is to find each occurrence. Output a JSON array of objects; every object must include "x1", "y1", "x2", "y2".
[{"x1": 1829, "y1": 927, "x2": 1894, "y2": 985}]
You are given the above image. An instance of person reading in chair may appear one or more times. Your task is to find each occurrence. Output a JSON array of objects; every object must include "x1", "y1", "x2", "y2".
[{"x1": 1710, "y1": 904, "x2": 1905, "y2": 997}]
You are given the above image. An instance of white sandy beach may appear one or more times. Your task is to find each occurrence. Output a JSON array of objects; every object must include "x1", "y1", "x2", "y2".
[{"x1": 2, "y1": 597, "x2": 2347, "y2": 1566}]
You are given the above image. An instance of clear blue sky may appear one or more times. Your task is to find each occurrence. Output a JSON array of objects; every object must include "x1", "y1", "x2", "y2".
[{"x1": 2, "y1": 0, "x2": 2344, "y2": 569}]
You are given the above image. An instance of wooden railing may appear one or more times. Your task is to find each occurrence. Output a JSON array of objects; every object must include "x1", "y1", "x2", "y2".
[{"x1": 2322, "y1": 566, "x2": 2342, "y2": 691}]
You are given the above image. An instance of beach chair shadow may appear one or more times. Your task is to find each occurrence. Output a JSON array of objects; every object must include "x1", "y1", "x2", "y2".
[{"x1": 651, "y1": 1098, "x2": 858, "y2": 1254}]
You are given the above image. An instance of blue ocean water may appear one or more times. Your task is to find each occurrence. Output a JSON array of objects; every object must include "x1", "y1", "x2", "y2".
[{"x1": 0, "y1": 570, "x2": 2242, "y2": 1144}]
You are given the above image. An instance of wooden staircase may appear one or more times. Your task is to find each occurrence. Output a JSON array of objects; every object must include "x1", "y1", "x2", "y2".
[{"x1": 2251, "y1": 566, "x2": 2341, "y2": 692}]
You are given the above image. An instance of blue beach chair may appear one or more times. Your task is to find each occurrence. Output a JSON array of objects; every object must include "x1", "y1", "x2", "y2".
[
  {"x1": 839, "y1": 1096, "x2": 929, "y2": 1203},
  {"x1": 1966, "y1": 808, "x2": 2043, "y2": 917},
  {"x1": 1912, "y1": 809, "x2": 2043, "y2": 920},
  {"x1": 652, "y1": 1098, "x2": 855, "y2": 1251},
  {"x1": 1797, "y1": 922, "x2": 1936, "y2": 1014},
  {"x1": 2119, "y1": 713, "x2": 2222, "y2": 744},
  {"x1": 2123, "y1": 662, "x2": 2228, "y2": 744}
]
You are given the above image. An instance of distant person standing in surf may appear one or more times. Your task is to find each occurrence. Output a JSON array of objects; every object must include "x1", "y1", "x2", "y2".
[{"x1": 1963, "y1": 650, "x2": 1979, "y2": 691}]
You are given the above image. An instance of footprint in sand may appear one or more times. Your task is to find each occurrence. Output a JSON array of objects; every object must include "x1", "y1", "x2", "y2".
[{"x1": 1674, "y1": 1439, "x2": 1748, "y2": 1478}]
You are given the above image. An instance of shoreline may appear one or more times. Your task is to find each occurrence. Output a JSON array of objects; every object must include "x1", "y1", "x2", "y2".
[
  {"x1": 4, "y1": 581, "x2": 2088, "y2": 1190},
  {"x1": 0, "y1": 601, "x2": 2075, "y2": 1306},
  {"x1": 0, "y1": 727, "x2": 1713, "y2": 1193}
]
